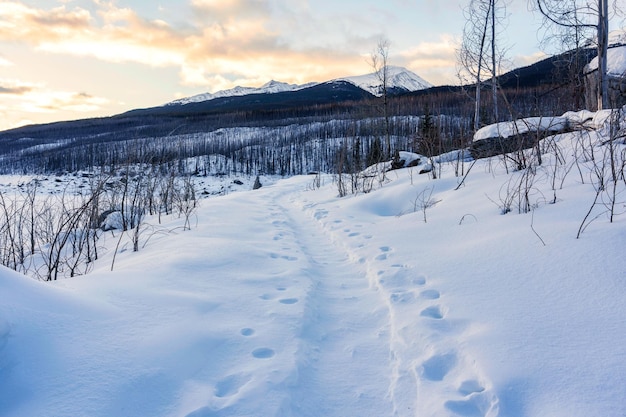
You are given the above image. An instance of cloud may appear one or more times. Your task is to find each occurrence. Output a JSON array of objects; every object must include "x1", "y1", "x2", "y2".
[
  {"x1": 0, "y1": 56, "x2": 13, "y2": 66},
  {"x1": 0, "y1": 85, "x2": 33, "y2": 94},
  {"x1": 0, "y1": 1, "x2": 402, "y2": 93},
  {"x1": 0, "y1": 76, "x2": 109, "y2": 116},
  {"x1": 0, "y1": 79, "x2": 36, "y2": 95},
  {"x1": 396, "y1": 35, "x2": 460, "y2": 85}
]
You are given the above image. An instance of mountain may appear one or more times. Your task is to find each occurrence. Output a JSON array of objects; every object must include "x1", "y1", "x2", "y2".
[
  {"x1": 165, "y1": 66, "x2": 432, "y2": 107},
  {"x1": 337, "y1": 65, "x2": 433, "y2": 96},
  {"x1": 167, "y1": 80, "x2": 318, "y2": 106}
]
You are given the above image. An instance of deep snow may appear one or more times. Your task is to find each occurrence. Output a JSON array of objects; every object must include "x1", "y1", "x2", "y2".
[{"x1": 1, "y1": 111, "x2": 626, "y2": 417}]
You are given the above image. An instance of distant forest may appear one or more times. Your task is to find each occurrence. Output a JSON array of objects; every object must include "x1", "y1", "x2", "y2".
[{"x1": 0, "y1": 49, "x2": 594, "y2": 176}]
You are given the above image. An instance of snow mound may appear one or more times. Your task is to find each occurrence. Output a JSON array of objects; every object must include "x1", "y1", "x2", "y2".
[{"x1": 473, "y1": 116, "x2": 570, "y2": 141}]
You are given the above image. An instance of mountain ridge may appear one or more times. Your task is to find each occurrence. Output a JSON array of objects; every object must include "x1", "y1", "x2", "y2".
[{"x1": 166, "y1": 66, "x2": 432, "y2": 106}]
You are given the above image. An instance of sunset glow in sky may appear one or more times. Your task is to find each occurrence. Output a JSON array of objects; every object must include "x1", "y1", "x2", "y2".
[{"x1": 0, "y1": 0, "x2": 547, "y2": 130}]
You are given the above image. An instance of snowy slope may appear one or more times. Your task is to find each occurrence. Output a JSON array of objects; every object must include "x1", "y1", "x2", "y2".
[
  {"x1": 337, "y1": 65, "x2": 433, "y2": 96},
  {"x1": 167, "y1": 66, "x2": 432, "y2": 105},
  {"x1": 1, "y1": 109, "x2": 626, "y2": 417}
]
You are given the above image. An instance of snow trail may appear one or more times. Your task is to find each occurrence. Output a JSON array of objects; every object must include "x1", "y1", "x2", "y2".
[
  {"x1": 271, "y1": 188, "x2": 395, "y2": 416},
  {"x1": 280, "y1": 181, "x2": 499, "y2": 417}
]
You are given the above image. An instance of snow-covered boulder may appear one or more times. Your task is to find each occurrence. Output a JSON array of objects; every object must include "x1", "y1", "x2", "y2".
[
  {"x1": 470, "y1": 117, "x2": 571, "y2": 159},
  {"x1": 584, "y1": 31, "x2": 626, "y2": 109}
]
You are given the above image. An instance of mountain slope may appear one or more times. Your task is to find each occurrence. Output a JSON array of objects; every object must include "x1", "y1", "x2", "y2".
[
  {"x1": 337, "y1": 65, "x2": 433, "y2": 96},
  {"x1": 167, "y1": 80, "x2": 318, "y2": 106},
  {"x1": 165, "y1": 66, "x2": 432, "y2": 107}
]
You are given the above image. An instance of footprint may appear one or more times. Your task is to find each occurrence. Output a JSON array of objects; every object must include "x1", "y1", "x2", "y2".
[
  {"x1": 252, "y1": 347, "x2": 275, "y2": 359},
  {"x1": 348, "y1": 232, "x2": 360, "y2": 237},
  {"x1": 240, "y1": 328, "x2": 255, "y2": 336},
  {"x1": 375, "y1": 253, "x2": 388, "y2": 261},
  {"x1": 259, "y1": 294, "x2": 274, "y2": 300},
  {"x1": 214, "y1": 373, "x2": 251, "y2": 398},
  {"x1": 420, "y1": 289, "x2": 441, "y2": 300},
  {"x1": 445, "y1": 395, "x2": 494, "y2": 417},
  {"x1": 276, "y1": 287, "x2": 287, "y2": 291},
  {"x1": 420, "y1": 305, "x2": 445, "y2": 319},
  {"x1": 458, "y1": 380, "x2": 485, "y2": 396},
  {"x1": 279, "y1": 298, "x2": 299, "y2": 304},
  {"x1": 420, "y1": 353, "x2": 456, "y2": 381},
  {"x1": 390, "y1": 291, "x2": 416, "y2": 304},
  {"x1": 413, "y1": 275, "x2": 427, "y2": 285},
  {"x1": 380, "y1": 246, "x2": 391, "y2": 252},
  {"x1": 381, "y1": 269, "x2": 413, "y2": 288}
]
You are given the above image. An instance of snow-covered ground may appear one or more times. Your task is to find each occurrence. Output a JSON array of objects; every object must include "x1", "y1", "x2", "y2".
[{"x1": 1, "y1": 111, "x2": 626, "y2": 417}]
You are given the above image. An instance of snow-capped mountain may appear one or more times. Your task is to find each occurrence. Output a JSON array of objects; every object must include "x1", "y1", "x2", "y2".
[
  {"x1": 168, "y1": 80, "x2": 317, "y2": 106},
  {"x1": 337, "y1": 65, "x2": 433, "y2": 96},
  {"x1": 166, "y1": 67, "x2": 432, "y2": 106}
]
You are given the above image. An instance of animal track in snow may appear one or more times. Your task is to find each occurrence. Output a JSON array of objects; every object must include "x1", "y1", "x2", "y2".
[
  {"x1": 278, "y1": 298, "x2": 299, "y2": 305},
  {"x1": 420, "y1": 289, "x2": 441, "y2": 300},
  {"x1": 251, "y1": 347, "x2": 275, "y2": 359},
  {"x1": 420, "y1": 353, "x2": 456, "y2": 381},
  {"x1": 379, "y1": 268, "x2": 425, "y2": 288},
  {"x1": 445, "y1": 396, "x2": 493, "y2": 417},
  {"x1": 214, "y1": 373, "x2": 251, "y2": 398},
  {"x1": 269, "y1": 253, "x2": 298, "y2": 261},
  {"x1": 458, "y1": 380, "x2": 485, "y2": 396},
  {"x1": 420, "y1": 305, "x2": 445, "y2": 319},
  {"x1": 390, "y1": 291, "x2": 416, "y2": 304},
  {"x1": 240, "y1": 328, "x2": 255, "y2": 336}
]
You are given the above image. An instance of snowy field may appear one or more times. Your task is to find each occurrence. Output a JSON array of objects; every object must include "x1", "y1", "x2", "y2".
[{"x1": 1, "y1": 111, "x2": 626, "y2": 417}]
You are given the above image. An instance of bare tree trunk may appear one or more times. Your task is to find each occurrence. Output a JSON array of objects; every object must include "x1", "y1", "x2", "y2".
[
  {"x1": 491, "y1": 0, "x2": 498, "y2": 122},
  {"x1": 598, "y1": 0, "x2": 609, "y2": 110}
]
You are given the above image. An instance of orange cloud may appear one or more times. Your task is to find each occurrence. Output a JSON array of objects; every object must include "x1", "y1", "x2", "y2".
[{"x1": 0, "y1": 1, "x2": 416, "y2": 93}]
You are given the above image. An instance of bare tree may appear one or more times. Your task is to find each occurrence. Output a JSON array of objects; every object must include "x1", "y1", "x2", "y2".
[
  {"x1": 458, "y1": 0, "x2": 508, "y2": 130},
  {"x1": 370, "y1": 38, "x2": 392, "y2": 159},
  {"x1": 532, "y1": 0, "x2": 619, "y2": 110}
]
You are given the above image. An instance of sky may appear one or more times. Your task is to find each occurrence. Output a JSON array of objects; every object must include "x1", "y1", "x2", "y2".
[{"x1": 0, "y1": 0, "x2": 559, "y2": 130}]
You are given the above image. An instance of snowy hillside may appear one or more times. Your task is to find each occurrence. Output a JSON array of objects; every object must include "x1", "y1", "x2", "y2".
[
  {"x1": 1, "y1": 107, "x2": 625, "y2": 417},
  {"x1": 337, "y1": 65, "x2": 433, "y2": 96},
  {"x1": 167, "y1": 66, "x2": 431, "y2": 105}
]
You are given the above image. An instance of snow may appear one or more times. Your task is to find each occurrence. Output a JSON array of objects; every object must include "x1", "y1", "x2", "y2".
[
  {"x1": 473, "y1": 116, "x2": 569, "y2": 141},
  {"x1": 586, "y1": 29, "x2": 626, "y2": 76},
  {"x1": 1, "y1": 110, "x2": 626, "y2": 417},
  {"x1": 167, "y1": 80, "x2": 316, "y2": 106},
  {"x1": 337, "y1": 65, "x2": 433, "y2": 96},
  {"x1": 167, "y1": 66, "x2": 432, "y2": 105}
]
